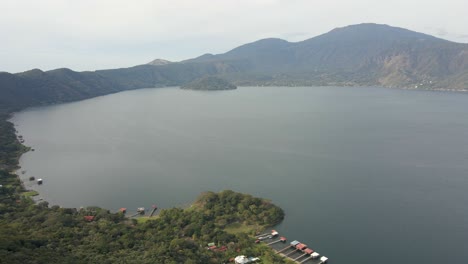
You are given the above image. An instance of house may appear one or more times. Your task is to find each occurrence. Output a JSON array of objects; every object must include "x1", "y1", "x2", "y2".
[
  {"x1": 295, "y1": 243, "x2": 307, "y2": 251},
  {"x1": 320, "y1": 256, "x2": 329, "y2": 263},
  {"x1": 311, "y1": 252, "x2": 320, "y2": 259}
]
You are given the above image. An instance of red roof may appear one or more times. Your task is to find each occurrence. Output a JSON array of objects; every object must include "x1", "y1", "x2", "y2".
[
  {"x1": 84, "y1": 216, "x2": 95, "y2": 222},
  {"x1": 216, "y1": 246, "x2": 228, "y2": 252},
  {"x1": 296, "y1": 243, "x2": 307, "y2": 250},
  {"x1": 119, "y1": 208, "x2": 127, "y2": 212},
  {"x1": 304, "y1": 248, "x2": 314, "y2": 254},
  {"x1": 280, "y1": 237, "x2": 287, "y2": 241}
]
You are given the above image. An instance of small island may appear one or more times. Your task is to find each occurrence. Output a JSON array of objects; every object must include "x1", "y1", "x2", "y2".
[{"x1": 181, "y1": 76, "x2": 237, "y2": 91}]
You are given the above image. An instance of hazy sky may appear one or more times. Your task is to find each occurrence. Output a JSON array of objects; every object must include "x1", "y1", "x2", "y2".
[{"x1": 1, "y1": 0, "x2": 467, "y2": 73}]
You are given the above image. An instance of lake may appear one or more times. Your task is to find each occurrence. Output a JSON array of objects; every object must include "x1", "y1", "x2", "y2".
[{"x1": 12, "y1": 86, "x2": 468, "y2": 264}]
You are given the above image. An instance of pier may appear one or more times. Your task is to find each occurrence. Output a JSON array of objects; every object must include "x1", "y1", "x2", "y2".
[
  {"x1": 267, "y1": 236, "x2": 286, "y2": 245},
  {"x1": 257, "y1": 231, "x2": 329, "y2": 264},
  {"x1": 149, "y1": 205, "x2": 158, "y2": 217},
  {"x1": 293, "y1": 252, "x2": 308, "y2": 261},
  {"x1": 127, "y1": 204, "x2": 160, "y2": 219}
]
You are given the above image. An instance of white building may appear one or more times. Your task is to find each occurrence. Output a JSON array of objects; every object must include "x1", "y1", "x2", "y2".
[
  {"x1": 234, "y1": 256, "x2": 249, "y2": 264},
  {"x1": 320, "y1": 256, "x2": 329, "y2": 263}
]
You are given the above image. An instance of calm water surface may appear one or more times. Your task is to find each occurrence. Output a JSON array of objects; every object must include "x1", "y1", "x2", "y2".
[{"x1": 12, "y1": 86, "x2": 468, "y2": 264}]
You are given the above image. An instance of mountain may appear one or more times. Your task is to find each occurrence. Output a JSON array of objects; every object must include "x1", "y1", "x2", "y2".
[
  {"x1": 187, "y1": 23, "x2": 468, "y2": 89},
  {"x1": 1, "y1": 23, "x2": 467, "y2": 112},
  {"x1": 147, "y1": 59, "x2": 172, "y2": 66}
]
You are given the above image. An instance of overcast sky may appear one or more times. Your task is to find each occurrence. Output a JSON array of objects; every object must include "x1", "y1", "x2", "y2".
[{"x1": 1, "y1": 0, "x2": 467, "y2": 73}]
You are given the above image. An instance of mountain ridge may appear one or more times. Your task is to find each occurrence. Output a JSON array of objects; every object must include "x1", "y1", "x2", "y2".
[{"x1": 1, "y1": 23, "x2": 467, "y2": 111}]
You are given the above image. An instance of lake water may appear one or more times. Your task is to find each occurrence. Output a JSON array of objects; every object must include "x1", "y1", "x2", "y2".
[{"x1": 12, "y1": 86, "x2": 468, "y2": 264}]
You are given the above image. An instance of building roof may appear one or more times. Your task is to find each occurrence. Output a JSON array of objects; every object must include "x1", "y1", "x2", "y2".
[
  {"x1": 320, "y1": 256, "x2": 329, "y2": 262},
  {"x1": 290, "y1": 240, "x2": 300, "y2": 246},
  {"x1": 311, "y1": 252, "x2": 320, "y2": 257},
  {"x1": 304, "y1": 248, "x2": 314, "y2": 254},
  {"x1": 296, "y1": 243, "x2": 307, "y2": 250}
]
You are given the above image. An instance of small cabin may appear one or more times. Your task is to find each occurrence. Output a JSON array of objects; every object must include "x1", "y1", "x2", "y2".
[
  {"x1": 271, "y1": 230, "x2": 279, "y2": 237},
  {"x1": 320, "y1": 256, "x2": 329, "y2": 263},
  {"x1": 119, "y1": 208, "x2": 127, "y2": 214},
  {"x1": 280, "y1": 236, "x2": 287, "y2": 242},
  {"x1": 37, "y1": 178, "x2": 43, "y2": 185},
  {"x1": 311, "y1": 252, "x2": 320, "y2": 259},
  {"x1": 304, "y1": 248, "x2": 314, "y2": 255},
  {"x1": 296, "y1": 243, "x2": 307, "y2": 251},
  {"x1": 137, "y1": 207, "x2": 145, "y2": 214}
]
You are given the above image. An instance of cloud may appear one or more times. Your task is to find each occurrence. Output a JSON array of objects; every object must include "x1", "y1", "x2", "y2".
[{"x1": 1, "y1": 0, "x2": 467, "y2": 72}]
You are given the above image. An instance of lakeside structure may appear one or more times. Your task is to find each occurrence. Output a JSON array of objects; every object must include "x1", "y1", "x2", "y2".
[{"x1": 256, "y1": 230, "x2": 329, "y2": 264}]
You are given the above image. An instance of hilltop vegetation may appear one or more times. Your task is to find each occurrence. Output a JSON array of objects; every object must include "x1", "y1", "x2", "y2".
[{"x1": 0, "y1": 167, "x2": 287, "y2": 263}]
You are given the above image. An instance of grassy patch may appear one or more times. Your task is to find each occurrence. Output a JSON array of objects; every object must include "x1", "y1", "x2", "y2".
[
  {"x1": 136, "y1": 216, "x2": 158, "y2": 224},
  {"x1": 22, "y1": 190, "x2": 39, "y2": 197}
]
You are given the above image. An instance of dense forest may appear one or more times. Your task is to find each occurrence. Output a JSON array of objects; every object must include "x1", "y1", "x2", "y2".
[{"x1": 0, "y1": 111, "x2": 289, "y2": 263}]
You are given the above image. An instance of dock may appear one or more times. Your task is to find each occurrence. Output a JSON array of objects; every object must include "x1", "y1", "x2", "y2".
[
  {"x1": 149, "y1": 205, "x2": 158, "y2": 217},
  {"x1": 126, "y1": 204, "x2": 160, "y2": 218},
  {"x1": 257, "y1": 231, "x2": 329, "y2": 264}
]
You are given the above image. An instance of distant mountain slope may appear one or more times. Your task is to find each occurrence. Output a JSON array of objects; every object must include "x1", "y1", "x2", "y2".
[
  {"x1": 187, "y1": 23, "x2": 468, "y2": 89},
  {"x1": 181, "y1": 76, "x2": 237, "y2": 90},
  {"x1": 1, "y1": 23, "x2": 467, "y2": 112},
  {"x1": 0, "y1": 68, "x2": 123, "y2": 111}
]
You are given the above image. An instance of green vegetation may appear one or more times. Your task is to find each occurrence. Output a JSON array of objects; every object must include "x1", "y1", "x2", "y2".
[
  {"x1": 21, "y1": 190, "x2": 39, "y2": 197},
  {"x1": 181, "y1": 76, "x2": 237, "y2": 90},
  {"x1": 0, "y1": 114, "x2": 28, "y2": 170},
  {"x1": 224, "y1": 223, "x2": 260, "y2": 235},
  {"x1": 0, "y1": 179, "x2": 287, "y2": 263}
]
